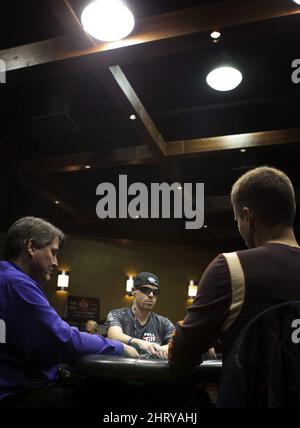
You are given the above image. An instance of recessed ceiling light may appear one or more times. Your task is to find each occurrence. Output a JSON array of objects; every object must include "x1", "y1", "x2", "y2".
[
  {"x1": 81, "y1": 0, "x2": 135, "y2": 42},
  {"x1": 85, "y1": 165, "x2": 91, "y2": 169},
  {"x1": 240, "y1": 149, "x2": 247, "y2": 153},
  {"x1": 206, "y1": 66, "x2": 243, "y2": 91},
  {"x1": 211, "y1": 31, "x2": 221, "y2": 40},
  {"x1": 130, "y1": 114, "x2": 136, "y2": 121},
  {"x1": 54, "y1": 201, "x2": 60, "y2": 205}
]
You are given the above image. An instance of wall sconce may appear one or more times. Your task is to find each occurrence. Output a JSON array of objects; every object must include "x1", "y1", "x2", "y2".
[
  {"x1": 188, "y1": 280, "x2": 198, "y2": 299},
  {"x1": 57, "y1": 271, "x2": 70, "y2": 291},
  {"x1": 126, "y1": 275, "x2": 134, "y2": 295}
]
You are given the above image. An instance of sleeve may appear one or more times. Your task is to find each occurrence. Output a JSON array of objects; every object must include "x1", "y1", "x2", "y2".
[
  {"x1": 161, "y1": 318, "x2": 175, "y2": 345},
  {"x1": 106, "y1": 309, "x2": 124, "y2": 330},
  {"x1": 169, "y1": 255, "x2": 232, "y2": 368},
  {"x1": 6, "y1": 278, "x2": 124, "y2": 368}
]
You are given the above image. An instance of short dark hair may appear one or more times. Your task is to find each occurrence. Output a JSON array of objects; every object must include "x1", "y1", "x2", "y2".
[
  {"x1": 231, "y1": 167, "x2": 296, "y2": 227},
  {"x1": 4, "y1": 217, "x2": 65, "y2": 259}
]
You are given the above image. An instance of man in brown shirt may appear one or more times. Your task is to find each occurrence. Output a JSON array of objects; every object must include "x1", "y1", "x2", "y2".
[{"x1": 169, "y1": 166, "x2": 300, "y2": 367}]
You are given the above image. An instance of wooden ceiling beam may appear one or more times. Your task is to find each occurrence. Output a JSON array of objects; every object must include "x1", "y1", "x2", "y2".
[
  {"x1": 23, "y1": 145, "x2": 153, "y2": 174},
  {"x1": 166, "y1": 128, "x2": 300, "y2": 157},
  {"x1": 1, "y1": 0, "x2": 299, "y2": 73},
  {"x1": 108, "y1": 66, "x2": 188, "y2": 184},
  {"x1": 109, "y1": 65, "x2": 166, "y2": 159},
  {"x1": 47, "y1": 0, "x2": 96, "y2": 47},
  {"x1": 23, "y1": 128, "x2": 300, "y2": 174},
  {"x1": 19, "y1": 175, "x2": 85, "y2": 220}
]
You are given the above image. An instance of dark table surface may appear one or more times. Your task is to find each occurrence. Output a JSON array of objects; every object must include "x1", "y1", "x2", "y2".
[{"x1": 75, "y1": 355, "x2": 222, "y2": 383}]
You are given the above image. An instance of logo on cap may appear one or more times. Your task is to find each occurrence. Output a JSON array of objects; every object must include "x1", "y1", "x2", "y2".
[{"x1": 148, "y1": 277, "x2": 157, "y2": 285}]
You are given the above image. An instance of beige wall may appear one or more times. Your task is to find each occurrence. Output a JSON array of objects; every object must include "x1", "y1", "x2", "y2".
[
  {"x1": 44, "y1": 236, "x2": 217, "y2": 324},
  {"x1": 0, "y1": 233, "x2": 217, "y2": 324}
]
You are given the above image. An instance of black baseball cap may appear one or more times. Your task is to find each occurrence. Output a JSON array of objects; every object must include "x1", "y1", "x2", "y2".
[{"x1": 133, "y1": 272, "x2": 160, "y2": 289}]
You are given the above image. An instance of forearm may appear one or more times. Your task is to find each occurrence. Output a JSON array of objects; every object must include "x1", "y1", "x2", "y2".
[{"x1": 108, "y1": 329, "x2": 137, "y2": 346}]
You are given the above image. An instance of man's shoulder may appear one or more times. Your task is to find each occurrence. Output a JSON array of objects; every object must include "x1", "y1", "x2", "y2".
[
  {"x1": 151, "y1": 312, "x2": 173, "y2": 326},
  {"x1": 107, "y1": 307, "x2": 131, "y2": 318},
  {"x1": 0, "y1": 261, "x2": 35, "y2": 288}
]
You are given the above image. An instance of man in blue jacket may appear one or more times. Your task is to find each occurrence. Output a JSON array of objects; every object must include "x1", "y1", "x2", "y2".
[{"x1": 0, "y1": 217, "x2": 138, "y2": 408}]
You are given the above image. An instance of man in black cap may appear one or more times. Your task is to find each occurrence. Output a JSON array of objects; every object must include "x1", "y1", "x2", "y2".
[{"x1": 106, "y1": 272, "x2": 175, "y2": 359}]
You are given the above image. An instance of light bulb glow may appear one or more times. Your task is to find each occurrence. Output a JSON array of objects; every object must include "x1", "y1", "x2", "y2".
[
  {"x1": 57, "y1": 271, "x2": 70, "y2": 290},
  {"x1": 126, "y1": 276, "x2": 134, "y2": 293},
  {"x1": 81, "y1": 0, "x2": 135, "y2": 42},
  {"x1": 211, "y1": 31, "x2": 221, "y2": 40},
  {"x1": 188, "y1": 281, "x2": 198, "y2": 298},
  {"x1": 206, "y1": 66, "x2": 243, "y2": 91},
  {"x1": 293, "y1": 0, "x2": 300, "y2": 5}
]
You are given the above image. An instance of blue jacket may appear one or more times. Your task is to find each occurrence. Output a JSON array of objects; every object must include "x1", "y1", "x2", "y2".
[{"x1": 0, "y1": 261, "x2": 124, "y2": 400}]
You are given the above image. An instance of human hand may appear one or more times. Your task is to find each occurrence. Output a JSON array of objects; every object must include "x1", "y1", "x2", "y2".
[
  {"x1": 136, "y1": 340, "x2": 161, "y2": 357},
  {"x1": 206, "y1": 348, "x2": 217, "y2": 360},
  {"x1": 155, "y1": 344, "x2": 169, "y2": 360},
  {"x1": 123, "y1": 344, "x2": 139, "y2": 359}
]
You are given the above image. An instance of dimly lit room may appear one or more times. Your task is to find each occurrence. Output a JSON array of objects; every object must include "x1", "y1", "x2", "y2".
[{"x1": 1, "y1": 0, "x2": 300, "y2": 413}]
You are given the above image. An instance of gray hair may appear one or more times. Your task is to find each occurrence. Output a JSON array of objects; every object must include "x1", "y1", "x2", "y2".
[{"x1": 4, "y1": 217, "x2": 65, "y2": 259}]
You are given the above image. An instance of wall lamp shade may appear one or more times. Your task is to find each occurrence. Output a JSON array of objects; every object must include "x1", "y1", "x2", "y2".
[
  {"x1": 206, "y1": 66, "x2": 243, "y2": 91},
  {"x1": 126, "y1": 275, "x2": 134, "y2": 294},
  {"x1": 188, "y1": 281, "x2": 198, "y2": 299},
  {"x1": 81, "y1": 0, "x2": 135, "y2": 42},
  {"x1": 57, "y1": 271, "x2": 70, "y2": 291}
]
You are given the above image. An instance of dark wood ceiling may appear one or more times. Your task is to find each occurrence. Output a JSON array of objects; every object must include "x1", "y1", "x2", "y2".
[{"x1": 1, "y1": 0, "x2": 300, "y2": 251}]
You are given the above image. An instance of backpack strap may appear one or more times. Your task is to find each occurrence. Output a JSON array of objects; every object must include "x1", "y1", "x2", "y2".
[{"x1": 222, "y1": 252, "x2": 246, "y2": 333}]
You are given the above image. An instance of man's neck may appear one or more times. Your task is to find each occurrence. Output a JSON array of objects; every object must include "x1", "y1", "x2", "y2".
[
  {"x1": 132, "y1": 304, "x2": 151, "y2": 325},
  {"x1": 255, "y1": 227, "x2": 299, "y2": 248},
  {"x1": 10, "y1": 257, "x2": 38, "y2": 282}
]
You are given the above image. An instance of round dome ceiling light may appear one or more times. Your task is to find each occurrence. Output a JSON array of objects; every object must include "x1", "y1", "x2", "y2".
[
  {"x1": 206, "y1": 66, "x2": 243, "y2": 91},
  {"x1": 81, "y1": 0, "x2": 135, "y2": 42},
  {"x1": 210, "y1": 31, "x2": 221, "y2": 43}
]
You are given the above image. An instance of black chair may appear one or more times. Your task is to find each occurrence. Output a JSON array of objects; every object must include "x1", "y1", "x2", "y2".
[{"x1": 217, "y1": 301, "x2": 300, "y2": 408}]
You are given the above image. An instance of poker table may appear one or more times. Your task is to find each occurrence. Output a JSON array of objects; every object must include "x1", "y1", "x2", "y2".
[{"x1": 75, "y1": 355, "x2": 222, "y2": 383}]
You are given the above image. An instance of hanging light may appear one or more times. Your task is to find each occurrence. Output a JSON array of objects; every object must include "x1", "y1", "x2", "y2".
[
  {"x1": 57, "y1": 271, "x2": 70, "y2": 291},
  {"x1": 81, "y1": 0, "x2": 135, "y2": 42},
  {"x1": 206, "y1": 66, "x2": 243, "y2": 91},
  {"x1": 126, "y1": 275, "x2": 134, "y2": 295},
  {"x1": 188, "y1": 280, "x2": 198, "y2": 299}
]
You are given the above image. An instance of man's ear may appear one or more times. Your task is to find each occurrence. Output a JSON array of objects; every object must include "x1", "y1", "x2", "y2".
[
  {"x1": 26, "y1": 239, "x2": 36, "y2": 257},
  {"x1": 243, "y1": 207, "x2": 255, "y2": 228}
]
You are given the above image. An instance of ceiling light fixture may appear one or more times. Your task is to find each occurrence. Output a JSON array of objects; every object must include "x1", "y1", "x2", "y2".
[
  {"x1": 293, "y1": 0, "x2": 300, "y2": 5},
  {"x1": 206, "y1": 66, "x2": 243, "y2": 91},
  {"x1": 210, "y1": 31, "x2": 221, "y2": 41},
  {"x1": 130, "y1": 114, "x2": 136, "y2": 121},
  {"x1": 81, "y1": 0, "x2": 135, "y2": 42}
]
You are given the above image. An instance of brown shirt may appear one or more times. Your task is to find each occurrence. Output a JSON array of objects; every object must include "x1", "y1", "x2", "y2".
[{"x1": 170, "y1": 243, "x2": 300, "y2": 367}]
